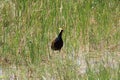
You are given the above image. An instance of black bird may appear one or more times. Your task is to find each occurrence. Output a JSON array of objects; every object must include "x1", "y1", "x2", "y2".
[{"x1": 51, "y1": 28, "x2": 63, "y2": 51}]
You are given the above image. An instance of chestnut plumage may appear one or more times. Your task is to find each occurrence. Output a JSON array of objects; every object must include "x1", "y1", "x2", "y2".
[{"x1": 51, "y1": 29, "x2": 63, "y2": 51}]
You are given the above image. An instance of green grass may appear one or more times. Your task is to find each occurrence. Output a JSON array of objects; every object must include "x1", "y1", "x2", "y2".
[{"x1": 0, "y1": 0, "x2": 120, "y2": 79}]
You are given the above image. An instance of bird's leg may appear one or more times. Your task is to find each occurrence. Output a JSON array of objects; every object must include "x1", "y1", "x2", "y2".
[
  {"x1": 49, "y1": 51, "x2": 51, "y2": 59},
  {"x1": 59, "y1": 49, "x2": 64, "y2": 61},
  {"x1": 48, "y1": 49, "x2": 52, "y2": 60}
]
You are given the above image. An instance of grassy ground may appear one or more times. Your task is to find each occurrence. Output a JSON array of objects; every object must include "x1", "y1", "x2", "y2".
[{"x1": 0, "y1": 0, "x2": 120, "y2": 80}]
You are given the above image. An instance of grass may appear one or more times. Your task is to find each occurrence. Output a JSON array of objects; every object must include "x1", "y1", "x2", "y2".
[{"x1": 0, "y1": 0, "x2": 120, "y2": 79}]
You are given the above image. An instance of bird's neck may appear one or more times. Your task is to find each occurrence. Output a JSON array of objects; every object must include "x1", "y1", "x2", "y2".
[{"x1": 58, "y1": 30, "x2": 63, "y2": 38}]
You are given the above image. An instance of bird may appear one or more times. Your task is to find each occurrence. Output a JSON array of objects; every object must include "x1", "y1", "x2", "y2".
[{"x1": 51, "y1": 28, "x2": 63, "y2": 51}]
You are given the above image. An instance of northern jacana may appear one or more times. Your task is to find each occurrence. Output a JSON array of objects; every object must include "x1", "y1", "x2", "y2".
[{"x1": 51, "y1": 28, "x2": 63, "y2": 51}]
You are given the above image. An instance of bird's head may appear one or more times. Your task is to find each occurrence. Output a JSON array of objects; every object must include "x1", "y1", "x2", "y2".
[{"x1": 59, "y1": 27, "x2": 63, "y2": 32}]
